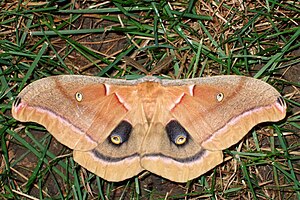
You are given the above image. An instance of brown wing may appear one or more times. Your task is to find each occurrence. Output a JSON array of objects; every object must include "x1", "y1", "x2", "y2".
[
  {"x1": 163, "y1": 75, "x2": 286, "y2": 151},
  {"x1": 141, "y1": 75, "x2": 286, "y2": 182},
  {"x1": 12, "y1": 75, "x2": 147, "y2": 181}
]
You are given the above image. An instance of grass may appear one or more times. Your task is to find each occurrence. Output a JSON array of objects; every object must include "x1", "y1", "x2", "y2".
[{"x1": 1, "y1": 0, "x2": 299, "y2": 199}]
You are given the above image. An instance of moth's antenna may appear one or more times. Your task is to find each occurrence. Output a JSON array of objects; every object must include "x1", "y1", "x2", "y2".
[
  {"x1": 149, "y1": 55, "x2": 174, "y2": 75},
  {"x1": 123, "y1": 55, "x2": 175, "y2": 75},
  {"x1": 123, "y1": 56, "x2": 149, "y2": 75}
]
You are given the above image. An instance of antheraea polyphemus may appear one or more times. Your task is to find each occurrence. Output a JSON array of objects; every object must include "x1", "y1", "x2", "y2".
[{"x1": 12, "y1": 75, "x2": 286, "y2": 182}]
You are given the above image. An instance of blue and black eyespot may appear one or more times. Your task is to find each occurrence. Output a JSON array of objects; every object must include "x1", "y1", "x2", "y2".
[
  {"x1": 109, "y1": 120, "x2": 132, "y2": 146},
  {"x1": 166, "y1": 120, "x2": 189, "y2": 146}
]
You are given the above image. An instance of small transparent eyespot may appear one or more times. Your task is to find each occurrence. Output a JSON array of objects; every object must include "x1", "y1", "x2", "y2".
[
  {"x1": 216, "y1": 92, "x2": 224, "y2": 102},
  {"x1": 111, "y1": 135, "x2": 122, "y2": 145},
  {"x1": 75, "y1": 92, "x2": 83, "y2": 102},
  {"x1": 175, "y1": 135, "x2": 187, "y2": 145}
]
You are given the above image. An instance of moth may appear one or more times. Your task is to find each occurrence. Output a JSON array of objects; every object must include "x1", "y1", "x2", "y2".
[{"x1": 12, "y1": 75, "x2": 286, "y2": 182}]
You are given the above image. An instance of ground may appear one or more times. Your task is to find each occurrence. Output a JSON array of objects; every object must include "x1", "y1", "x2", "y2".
[{"x1": 0, "y1": 1, "x2": 299, "y2": 199}]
